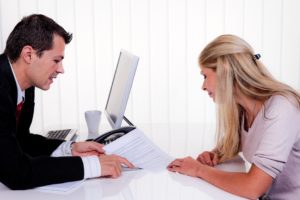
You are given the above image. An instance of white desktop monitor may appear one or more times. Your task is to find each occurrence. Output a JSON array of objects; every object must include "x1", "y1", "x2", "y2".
[{"x1": 104, "y1": 49, "x2": 139, "y2": 129}]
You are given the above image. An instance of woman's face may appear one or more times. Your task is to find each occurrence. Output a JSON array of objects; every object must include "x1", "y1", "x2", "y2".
[{"x1": 200, "y1": 66, "x2": 217, "y2": 101}]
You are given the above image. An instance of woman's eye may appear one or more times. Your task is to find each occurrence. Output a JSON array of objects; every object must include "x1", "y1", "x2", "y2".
[{"x1": 54, "y1": 60, "x2": 60, "y2": 64}]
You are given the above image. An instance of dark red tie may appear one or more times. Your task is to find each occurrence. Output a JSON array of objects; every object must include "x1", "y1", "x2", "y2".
[{"x1": 16, "y1": 101, "x2": 24, "y2": 124}]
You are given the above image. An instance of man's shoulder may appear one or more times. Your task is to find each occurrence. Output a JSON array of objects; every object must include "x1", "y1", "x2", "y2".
[
  {"x1": 0, "y1": 54, "x2": 10, "y2": 76},
  {"x1": 0, "y1": 55, "x2": 9, "y2": 85},
  {"x1": 0, "y1": 53, "x2": 9, "y2": 66}
]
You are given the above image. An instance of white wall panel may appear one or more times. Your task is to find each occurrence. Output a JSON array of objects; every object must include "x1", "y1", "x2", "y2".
[
  {"x1": 130, "y1": 0, "x2": 151, "y2": 126},
  {"x1": 224, "y1": 0, "x2": 244, "y2": 36},
  {"x1": 262, "y1": 0, "x2": 282, "y2": 80},
  {"x1": 1, "y1": 0, "x2": 300, "y2": 157},
  {"x1": 0, "y1": 0, "x2": 19, "y2": 53},
  {"x1": 168, "y1": 0, "x2": 187, "y2": 156},
  {"x1": 38, "y1": 0, "x2": 56, "y2": 18},
  {"x1": 206, "y1": 0, "x2": 225, "y2": 41},
  {"x1": 19, "y1": 0, "x2": 38, "y2": 17},
  {"x1": 243, "y1": 0, "x2": 263, "y2": 53},
  {"x1": 93, "y1": 0, "x2": 114, "y2": 119},
  {"x1": 74, "y1": 0, "x2": 98, "y2": 131},
  {"x1": 281, "y1": 0, "x2": 300, "y2": 89},
  {"x1": 148, "y1": 0, "x2": 170, "y2": 153}
]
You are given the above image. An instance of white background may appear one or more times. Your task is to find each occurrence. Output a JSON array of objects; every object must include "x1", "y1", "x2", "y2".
[{"x1": 0, "y1": 0, "x2": 300, "y2": 158}]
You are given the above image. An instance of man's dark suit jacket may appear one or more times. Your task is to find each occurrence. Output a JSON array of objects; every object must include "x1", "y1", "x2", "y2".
[{"x1": 0, "y1": 54, "x2": 84, "y2": 189}]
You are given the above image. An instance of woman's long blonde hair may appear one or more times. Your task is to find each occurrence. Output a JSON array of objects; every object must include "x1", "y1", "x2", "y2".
[{"x1": 199, "y1": 34, "x2": 300, "y2": 162}]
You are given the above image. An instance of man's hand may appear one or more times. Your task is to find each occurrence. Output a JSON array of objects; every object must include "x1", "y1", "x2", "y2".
[
  {"x1": 71, "y1": 141, "x2": 105, "y2": 156},
  {"x1": 99, "y1": 155, "x2": 134, "y2": 178}
]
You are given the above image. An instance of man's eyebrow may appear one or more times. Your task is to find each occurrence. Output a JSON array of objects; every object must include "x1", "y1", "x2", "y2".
[{"x1": 54, "y1": 56, "x2": 64, "y2": 60}]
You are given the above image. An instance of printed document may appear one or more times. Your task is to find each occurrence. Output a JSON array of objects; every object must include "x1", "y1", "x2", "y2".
[
  {"x1": 104, "y1": 128, "x2": 173, "y2": 171},
  {"x1": 36, "y1": 128, "x2": 172, "y2": 193}
]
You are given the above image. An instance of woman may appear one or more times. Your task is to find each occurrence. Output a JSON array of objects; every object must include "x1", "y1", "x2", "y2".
[{"x1": 167, "y1": 34, "x2": 300, "y2": 200}]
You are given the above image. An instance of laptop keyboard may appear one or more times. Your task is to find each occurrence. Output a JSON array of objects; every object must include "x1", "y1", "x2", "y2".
[{"x1": 46, "y1": 129, "x2": 77, "y2": 141}]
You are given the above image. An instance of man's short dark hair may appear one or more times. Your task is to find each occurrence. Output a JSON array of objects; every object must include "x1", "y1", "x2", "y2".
[{"x1": 4, "y1": 14, "x2": 72, "y2": 62}]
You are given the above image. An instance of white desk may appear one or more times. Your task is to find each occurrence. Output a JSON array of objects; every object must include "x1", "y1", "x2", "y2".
[{"x1": 0, "y1": 156, "x2": 247, "y2": 200}]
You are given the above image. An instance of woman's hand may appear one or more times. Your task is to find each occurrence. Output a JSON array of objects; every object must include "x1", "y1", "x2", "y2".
[
  {"x1": 167, "y1": 156, "x2": 203, "y2": 178},
  {"x1": 196, "y1": 151, "x2": 219, "y2": 167},
  {"x1": 71, "y1": 141, "x2": 105, "y2": 156}
]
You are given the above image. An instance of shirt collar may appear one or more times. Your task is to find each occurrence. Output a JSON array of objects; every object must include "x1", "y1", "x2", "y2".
[{"x1": 9, "y1": 61, "x2": 25, "y2": 104}]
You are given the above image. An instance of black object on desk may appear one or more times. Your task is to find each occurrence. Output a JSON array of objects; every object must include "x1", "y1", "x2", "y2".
[{"x1": 93, "y1": 126, "x2": 136, "y2": 145}]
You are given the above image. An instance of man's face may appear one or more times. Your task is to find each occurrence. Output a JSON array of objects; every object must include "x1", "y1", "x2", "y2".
[{"x1": 27, "y1": 35, "x2": 65, "y2": 90}]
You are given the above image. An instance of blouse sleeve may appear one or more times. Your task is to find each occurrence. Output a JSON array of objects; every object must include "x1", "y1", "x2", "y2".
[{"x1": 252, "y1": 96, "x2": 300, "y2": 178}]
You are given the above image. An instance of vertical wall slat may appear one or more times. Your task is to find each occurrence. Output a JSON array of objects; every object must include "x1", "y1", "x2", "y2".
[
  {"x1": 224, "y1": 0, "x2": 244, "y2": 36},
  {"x1": 19, "y1": 0, "x2": 38, "y2": 18},
  {"x1": 74, "y1": 0, "x2": 97, "y2": 131},
  {"x1": 130, "y1": 0, "x2": 151, "y2": 127},
  {"x1": 206, "y1": 0, "x2": 225, "y2": 41},
  {"x1": 111, "y1": 0, "x2": 131, "y2": 58},
  {"x1": 168, "y1": 0, "x2": 187, "y2": 156},
  {"x1": 149, "y1": 0, "x2": 170, "y2": 153},
  {"x1": 281, "y1": 0, "x2": 300, "y2": 89},
  {"x1": 93, "y1": 0, "x2": 114, "y2": 126},
  {"x1": 0, "y1": 0, "x2": 20, "y2": 53},
  {"x1": 262, "y1": 0, "x2": 282, "y2": 80},
  {"x1": 243, "y1": 0, "x2": 263, "y2": 53}
]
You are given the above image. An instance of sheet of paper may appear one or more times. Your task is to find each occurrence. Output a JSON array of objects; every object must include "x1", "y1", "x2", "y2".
[
  {"x1": 36, "y1": 179, "x2": 84, "y2": 194},
  {"x1": 103, "y1": 128, "x2": 173, "y2": 171}
]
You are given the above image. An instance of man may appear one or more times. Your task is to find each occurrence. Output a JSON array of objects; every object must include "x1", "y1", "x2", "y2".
[{"x1": 0, "y1": 14, "x2": 133, "y2": 190}]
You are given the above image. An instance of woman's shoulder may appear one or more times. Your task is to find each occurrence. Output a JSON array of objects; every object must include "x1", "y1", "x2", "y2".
[
  {"x1": 265, "y1": 94, "x2": 300, "y2": 115},
  {"x1": 267, "y1": 94, "x2": 298, "y2": 105}
]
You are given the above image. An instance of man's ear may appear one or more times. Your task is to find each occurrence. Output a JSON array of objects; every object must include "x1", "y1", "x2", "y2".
[{"x1": 21, "y1": 46, "x2": 34, "y2": 64}]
